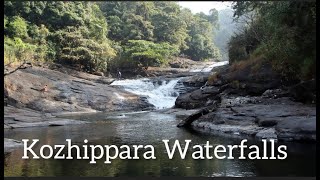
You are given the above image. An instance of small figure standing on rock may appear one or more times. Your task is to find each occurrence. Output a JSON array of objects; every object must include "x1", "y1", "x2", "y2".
[
  {"x1": 117, "y1": 70, "x2": 122, "y2": 80},
  {"x1": 40, "y1": 85, "x2": 48, "y2": 93}
]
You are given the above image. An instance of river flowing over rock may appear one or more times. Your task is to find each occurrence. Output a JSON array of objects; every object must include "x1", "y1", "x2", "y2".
[
  {"x1": 111, "y1": 78, "x2": 183, "y2": 109},
  {"x1": 4, "y1": 60, "x2": 316, "y2": 145}
]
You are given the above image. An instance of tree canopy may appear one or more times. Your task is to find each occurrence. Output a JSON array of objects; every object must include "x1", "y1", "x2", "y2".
[
  {"x1": 4, "y1": 1, "x2": 221, "y2": 73},
  {"x1": 228, "y1": 1, "x2": 316, "y2": 81}
]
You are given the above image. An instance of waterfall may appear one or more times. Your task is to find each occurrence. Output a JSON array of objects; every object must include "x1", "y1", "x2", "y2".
[
  {"x1": 111, "y1": 61, "x2": 229, "y2": 109},
  {"x1": 111, "y1": 78, "x2": 182, "y2": 109}
]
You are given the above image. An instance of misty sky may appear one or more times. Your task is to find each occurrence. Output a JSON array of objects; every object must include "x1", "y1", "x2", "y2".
[{"x1": 178, "y1": 1, "x2": 233, "y2": 14}]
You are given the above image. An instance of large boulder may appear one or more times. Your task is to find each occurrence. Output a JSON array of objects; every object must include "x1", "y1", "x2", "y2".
[
  {"x1": 177, "y1": 104, "x2": 218, "y2": 127},
  {"x1": 211, "y1": 61, "x2": 282, "y2": 96},
  {"x1": 288, "y1": 79, "x2": 316, "y2": 104},
  {"x1": 180, "y1": 74, "x2": 209, "y2": 88},
  {"x1": 175, "y1": 86, "x2": 221, "y2": 109}
]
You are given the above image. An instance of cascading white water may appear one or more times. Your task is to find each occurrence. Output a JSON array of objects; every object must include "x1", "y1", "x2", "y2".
[
  {"x1": 111, "y1": 61, "x2": 229, "y2": 109},
  {"x1": 111, "y1": 78, "x2": 182, "y2": 109}
]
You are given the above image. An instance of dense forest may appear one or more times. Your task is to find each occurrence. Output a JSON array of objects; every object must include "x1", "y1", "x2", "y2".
[
  {"x1": 4, "y1": 1, "x2": 316, "y2": 82},
  {"x1": 228, "y1": 1, "x2": 316, "y2": 81},
  {"x1": 4, "y1": 1, "x2": 221, "y2": 74}
]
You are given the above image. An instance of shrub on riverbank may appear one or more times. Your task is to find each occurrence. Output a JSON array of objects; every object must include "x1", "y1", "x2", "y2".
[{"x1": 228, "y1": 1, "x2": 316, "y2": 82}]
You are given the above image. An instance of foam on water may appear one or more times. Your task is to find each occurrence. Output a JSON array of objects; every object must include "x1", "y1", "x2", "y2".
[
  {"x1": 111, "y1": 78, "x2": 181, "y2": 109},
  {"x1": 111, "y1": 61, "x2": 229, "y2": 109}
]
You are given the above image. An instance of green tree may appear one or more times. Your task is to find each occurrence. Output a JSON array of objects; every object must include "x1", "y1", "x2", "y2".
[
  {"x1": 123, "y1": 40, "x2": 179, "y2": 68},
  {"x1": 229, "y1": 1, "x2": 316, "y2": 80},
  {"x1": 7, "y1": 16, "x2": 29, "y2": 38}
]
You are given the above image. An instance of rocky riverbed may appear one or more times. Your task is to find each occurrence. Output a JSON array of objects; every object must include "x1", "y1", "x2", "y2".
[
  {"x1": 175, "y1": 62, "x2": 316, "y2": 142},
  {"x1": 3, "y1": 62, "x2": 207, "y2": 151},
  {"x1": 4, "y1": 60, "x2": 316, "y2": 153}
]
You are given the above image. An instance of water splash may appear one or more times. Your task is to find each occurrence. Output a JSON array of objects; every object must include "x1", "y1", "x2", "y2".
[
  {"x1": 111, "y1": 78, "x2": 182, "y2": 109},
  {"x1": 111, "y1": 61, "x2": 229, "y2": 109}
]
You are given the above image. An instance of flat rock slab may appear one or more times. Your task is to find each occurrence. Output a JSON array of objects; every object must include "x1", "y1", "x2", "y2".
[
  {"x1": 192, "y1": 122, "x2": 264, "y2": 137},
  {"x1": 276, "y1": 116, "x2": 316, "y2": 141},
  {"x1": 4, "y1": 124, "x2": 13, "y2": 129},
  {"x1": 5, "y1": 66, "x2": 152, "y2": 113},
  {"x1": 4, "y1": 138, "x2": 23, "y2": 153},
  {"x1": 188, "y1": 97, "x2": 316, "y2": 142},
  {"x1": 255, "y1": 128, "x2": 277, "y2": 140},
  {"x1": 160, "y1": 108, "x2": 201, "y2": 117},
  {"x1": 51, "y1": 110, "x2": 99, "y2": 117},
  {"x1": 231, "y1": 104, "x2": 316, "y2": 118},
  {"x1": 8, "y1": 119, "x2": 89, "y2": 129}
]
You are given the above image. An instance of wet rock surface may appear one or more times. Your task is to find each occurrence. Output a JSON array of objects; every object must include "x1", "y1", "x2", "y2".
[
  {"x1": 175, "y1": 62, "x2": 316, "y2": 142},
  {"x1": 4, "y1": 66, "x2": 153, "y2": 113},
  {"x1": 180, "y1": 74, "x2": 209, "y2": 88},
  {"x1": 4, "y1": 138, "x2": 23, "y2": 153},
  {"x1": 3, "y1": 105, "x2": 92, "y2": 152},
  {"x1": 4, "y1": 106, "x2": 89, "y2": 129},
  {"x1": 181, "y1": 96, "x2": 316, "y2": 142}
]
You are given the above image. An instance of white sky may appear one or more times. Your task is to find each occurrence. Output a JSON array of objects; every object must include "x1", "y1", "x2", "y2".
[{"x1": 178, "y1": 1, "x2": 233, "y2": 14}]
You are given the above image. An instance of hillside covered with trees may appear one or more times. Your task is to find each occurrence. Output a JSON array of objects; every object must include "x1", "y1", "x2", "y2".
[
  {"x1": 228, "y1": 1, "x2": 316, "y2": 82},
  {"x1": 4, "y1": 1, "x2": 221, "y2": 75}
]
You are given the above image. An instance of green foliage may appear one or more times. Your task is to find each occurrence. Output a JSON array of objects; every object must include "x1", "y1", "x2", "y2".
[
  {"x1": 152, "y1": 2, "x2": 189, "y2": 51},
  {"x1": 51, "y1": 26, "x2": 116, "y2": 72},
  {"x1": 4, "y1": 1, "x2": 116, "y2": 73},
  {"x1": 4, "y1": 1, "x2": 221, "y2": 74},
  {"x1": 229, "y1": 1, "x2": 316, "y2": 81},
  {"x1": 99, "y1": 1, "x2": 220, "y2": 62},
  {"x1": 182, "y1": 12, "x2": 220, "y2": 61},
  {"x1": 6, "y1": 16, "x2": 29, "y2": 38},
  {"x1": 4, "y1": 36, "x2": 37, "y2": 64},
  {"x1": 123, "y1": 40, "x2": 178, "y2": 68},
  {"x1": 99, "y1": 2, "x2": 155, "y2": 42}
]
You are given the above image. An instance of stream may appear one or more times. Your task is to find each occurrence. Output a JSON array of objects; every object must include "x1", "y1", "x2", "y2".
[
  {"x1": 110, "y1": 60, "x2": 229, "y2": 109},
  {"x1": 4, "y1": 61, "x2": 316, "y2": 177}
]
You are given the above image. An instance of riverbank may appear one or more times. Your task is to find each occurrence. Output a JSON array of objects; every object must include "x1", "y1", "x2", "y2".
[
  {"x1": 4, "y1": 64, "x2": 153, "y2": 113},
  {"x1": 175, "y1": 61, "x2": 316, "y2": 142},
  {"x1": 3, "y1": 60, "x2": 212, "y2": 149},
  {"x1": 4, "y1": 60, "x2": 316, "y2": 154}
]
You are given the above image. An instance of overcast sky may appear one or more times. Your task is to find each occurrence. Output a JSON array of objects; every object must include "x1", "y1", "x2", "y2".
[{"x1": 178, "y1": 1, "x2": 233, "y2": 14}]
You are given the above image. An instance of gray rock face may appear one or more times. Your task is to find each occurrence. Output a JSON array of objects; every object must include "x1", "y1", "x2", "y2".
[
  {"x1": 218, "y1": 62, "x2": 282, "y2": 96},
  {"x1": 175, "y1": 87, "x2": 221, "y2": 109},
  {"x1": 180, "y1": 74, "x2": 209, "y2": 88},
  {"x1": 159, "y1": 108, "x2": 201, "y2": 119},
  {"x1": 220, "y1": 96, "x2": 257, "y2": 107},
  {"x1": 4, "y1": 66, "x2": 152, "y2": 113},
  {"x1": 186, "y1": 96, "x2": 316, "y2": 142},
  {"x1": 177, "y1": 107, "x2": 211, "y2": 127},
  {"x1": 4, "y1": 106, "x2": 89, "y2": 129},
  {"x1": 174, "y1": 60, "x2": 316, "y2": 143},
  {"x1": 255, "y1": 128, "x2": 277, "y2": 140},
  {"x1": 276, "y1": 116, "x2": 316, "y2": 141},
  {"x1": 174, "y1": 62, "x2": 316, "y2": 143},
  {"x1": 4, "y1": 138, "x2": 23, "y2": 153}
]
